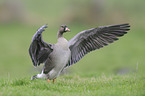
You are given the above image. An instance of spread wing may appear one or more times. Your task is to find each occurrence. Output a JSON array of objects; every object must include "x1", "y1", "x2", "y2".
[
  {"x1": 65, "y1": 23, "x2": 130, "y2": 68},
  {"x1": 29, "y1": 24, "x2": 53, "y2": 67}
]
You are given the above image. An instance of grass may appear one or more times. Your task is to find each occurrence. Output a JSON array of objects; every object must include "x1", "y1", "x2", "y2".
[{"x1": 0, "y1": 73, "x2": 145, "y2": 96}]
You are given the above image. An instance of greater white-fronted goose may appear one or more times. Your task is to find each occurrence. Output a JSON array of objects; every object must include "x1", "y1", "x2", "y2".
[{"x1": 29, "y1": 24, "x2": 130, "y2": 83}]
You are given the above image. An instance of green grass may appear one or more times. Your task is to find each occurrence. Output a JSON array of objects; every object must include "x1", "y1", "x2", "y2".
[{"x1": 1, "y1": 73, "x2": 145, "y2": 96}]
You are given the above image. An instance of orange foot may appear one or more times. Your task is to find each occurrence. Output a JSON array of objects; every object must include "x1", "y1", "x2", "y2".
[{"x1": 47, "y1": 79, "x2": 50, "y2": 83}]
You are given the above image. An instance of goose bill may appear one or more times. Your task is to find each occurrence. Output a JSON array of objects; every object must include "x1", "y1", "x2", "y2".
[{"x1": 65, "y1": 27, "x2": 71, "y2": 32}]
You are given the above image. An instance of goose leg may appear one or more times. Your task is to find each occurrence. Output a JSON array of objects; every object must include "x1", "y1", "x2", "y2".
[{"x1": 53, "y1": 79, "x2": 55, "y2": 83}]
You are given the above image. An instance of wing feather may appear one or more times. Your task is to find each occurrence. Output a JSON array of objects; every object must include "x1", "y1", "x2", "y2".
[
  {"x1": 65, "y1": 23, "x2": 130, "y2": 68},
  {"x1": 29, "y1": 24, "x2": 53, "y2": 67}
]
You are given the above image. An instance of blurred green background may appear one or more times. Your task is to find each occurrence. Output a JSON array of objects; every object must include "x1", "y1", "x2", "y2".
[{"x1": 0, "y1": 0, "x2": 145, "y2": 79}]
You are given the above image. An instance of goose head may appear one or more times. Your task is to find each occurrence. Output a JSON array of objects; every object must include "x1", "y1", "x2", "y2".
[
  {"x1": 57, "y1": 25, "x2": 70, "y2": 38},
  {"x1": 59, "y1": 25, "x2": 70, "y2": 33}
]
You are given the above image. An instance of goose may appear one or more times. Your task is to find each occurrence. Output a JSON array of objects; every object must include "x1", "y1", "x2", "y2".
[{"x1": 29, "y1": 24, "x2": 130, "y2": 83}]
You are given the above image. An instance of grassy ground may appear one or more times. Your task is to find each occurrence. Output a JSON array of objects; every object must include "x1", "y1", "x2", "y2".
[{"x1": 1, "y1": 73, "x2": 145, "y2": 96}]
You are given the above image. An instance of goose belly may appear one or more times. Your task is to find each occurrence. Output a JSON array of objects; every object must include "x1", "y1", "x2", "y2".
[{"x1": 48, "y1": 46, "x2": 71, "y2": 79}]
